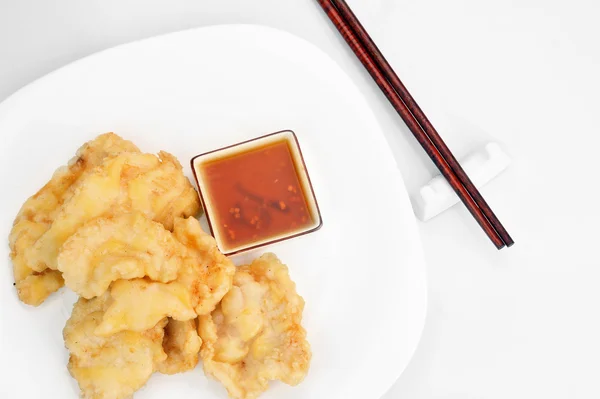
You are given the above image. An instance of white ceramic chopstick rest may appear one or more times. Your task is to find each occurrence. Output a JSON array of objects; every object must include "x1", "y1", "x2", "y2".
[{"x1": 412, "y1": 142, "x2": 511, "y2": 222}]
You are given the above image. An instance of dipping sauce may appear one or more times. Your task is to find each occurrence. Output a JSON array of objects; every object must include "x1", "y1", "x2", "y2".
[{"x1": 192, "y1": 130, "x2": 322, "y2": 255}]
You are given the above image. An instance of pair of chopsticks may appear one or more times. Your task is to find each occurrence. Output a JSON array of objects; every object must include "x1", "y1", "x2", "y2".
[{"x1": 316, "y1": 0, "x2": 514, "y2": 249}]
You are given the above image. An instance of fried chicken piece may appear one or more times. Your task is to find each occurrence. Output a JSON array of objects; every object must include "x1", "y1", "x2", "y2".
[
  {"x1": 171, "y1": 216, "x2": 237, "y2": 316},
  {"x1": 63, "y1": 293, "x2": 168, "y2": 399},
  {"x1": 98, "y1": 216, "x2": 234, "y2": 335},
  {"x1": 95, "y1": 279, "x2": 197, "y2": 336},
  {"x1": 26, "y1": 150, "x2": 200, "y2": 274},
  {"x1": 198, "y1": 253, "x2": 311, "y2": 399},
  {"x1": 58, "y1": 214, "x2": 235, "y2": 336},
  {"x1": 157, "y1": 318, "x2": 202, "y2": 375},
  {"x1": 57, "y1": 212, "x2": 186, "y2": 299},
  {"x1": 128, "y1": 151, "x2": 200, "y2": 231},
  {"x1": 9, "y1": 133, "x2": 139, "y2": 306}
]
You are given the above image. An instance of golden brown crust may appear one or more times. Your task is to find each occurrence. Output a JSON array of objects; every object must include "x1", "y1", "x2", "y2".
[
  {"x1": 157, "y1": 318, "x2": 202, "y2": 375},
  {"x1": 9, "y1": 133, "x2": 139, "y2": 306},
  {"x1": 63, "y1": 293, "x2": 168, "y2": 399},
  {"x1": 57, "y1": 214, "x2": 234, "y2": 336},
  {"x1": 172, "y1": 216, "x2": 236, "y2": 316},
  {"x1": 57, "y1": 212, "x2": 186, "y2": 299},
  {"x1": 198, "y1": 253, "x2": 311, "y2": 399},
  {"x1": 27, "y1": 151, "x2": 200, "y2": 273},
  {"x1": 9, "y1": 133, "x2": 201, "y2": 306}
]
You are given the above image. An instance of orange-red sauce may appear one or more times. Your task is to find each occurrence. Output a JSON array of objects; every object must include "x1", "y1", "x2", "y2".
[{"x1": 200, "y1": 140, "x2": 312, "y2": 250}]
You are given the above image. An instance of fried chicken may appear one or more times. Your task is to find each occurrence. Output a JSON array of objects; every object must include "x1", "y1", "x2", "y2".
[
  {"x1": 26, "y1": 150, "x2": 200, "y2": 273},
  {"x1": 171, "y1": 216, "x2": 237, "y2": 316},
  {"x1": 57, "y1": 212, "x2": 186, "y2": 299},
  {"x1": 9, "y1": 133, "x2": 139, "y2": 306},
  {"x1": 95, "y1": 278, "x2": 197, "y2": 336},
  {"x1": 11, "y1": 133, "x2": 313, "y2": 398},
  {"x1": 63, "y1": 293, "x2": 168, "y2": 399},
  {"x1": 157, "y1": 318, "x2": 202, "y2": 375},
  {"x1": 198, "y1": 253, "x2": 311, "y2": 399},
  {"x1": 58, "y1": 214, "x2": 235, "y2": 336}
]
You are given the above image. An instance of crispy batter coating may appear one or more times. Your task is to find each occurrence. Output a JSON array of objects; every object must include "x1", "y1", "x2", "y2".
[
  {"x1": 95, "y1": 278, "x2": 197, "y2": 337},
  {"x1": 9, "y1": 133, "x2": 139, "y2": 306},
  {"x1": 63, "y1": 293, "x2": 168, "y2": 399},
  {"x1": 26, "y1": 150, "x2": 200, "y2": 273},
  {"x1": 157, "y1": 318, "x2": 202, "y2": 375},
  {"x1": 198, "y1": 253, "x2": 311, "y2": 399},
  {"x1": 172, "y1": 216, "x2": 236, "y2": 316},
  {"x1": 9, "y1": 133, "x2": 201, "y2": 307},
  {"x1": 58, "y1": 214, "x2": 234, "y2": 336},
  {"x1": 57, "y1": 212, "x2": 186, "y2": 299},
  {"x1": 128, "y1": 151, "x2": 200, "y2": 231}
]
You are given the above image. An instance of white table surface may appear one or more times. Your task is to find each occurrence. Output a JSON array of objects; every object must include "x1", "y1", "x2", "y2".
[{"x1": 2, "y1": 1, "x2": 599, "y2": 398}]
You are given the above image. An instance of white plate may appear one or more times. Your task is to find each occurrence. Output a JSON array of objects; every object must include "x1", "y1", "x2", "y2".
[{"x1": 0, "y1": 25, "x2": 427, "y2": 399}]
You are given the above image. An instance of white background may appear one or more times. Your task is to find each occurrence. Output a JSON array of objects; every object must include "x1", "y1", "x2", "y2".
[{"x1": 1, "y1": 1, "x2": 599, "y2": 398}]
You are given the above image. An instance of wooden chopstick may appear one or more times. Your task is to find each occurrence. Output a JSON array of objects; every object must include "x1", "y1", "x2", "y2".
[
  {"x1": 316, "y1": 0, "x2": 512, "y2": 249},
  {"x1": 328, "y1": 0, "x2": 514, "y2": 248}
]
